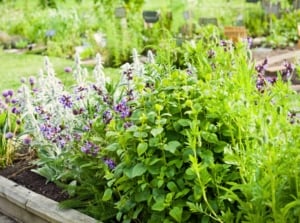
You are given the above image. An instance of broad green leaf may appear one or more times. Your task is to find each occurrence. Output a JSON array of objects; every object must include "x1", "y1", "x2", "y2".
[
  {"x1": 151, "y1": 127, "x2": 164, "y2": 137},
  {"x1": 164, "y1": 140, "x2": 181, "y2": 154},
  {"x1": 167, "y1": 181, "x2": 178, "y2": 192},
  {"x1": 200, "y1": 149, "x2": 214, "y2": 165},
  {"x1": 157, "y1": 179, "x2": 164, "y2": 188},
  {"x1": 102, "y1": 188, "x2": 112, "y2": 201},
  {"x1": 106, "y1": 143, "x2": 119, "y2": 152},
  {"x1": 137, "y1": 142, "x2": 148, "y2": 156},
  {"x1": 132, "y1": 163, "x2": 147, "y2": 178},
  {"x1": 135, "y1": 190, "x2": 150, "y2": 202},
  {"x1": 201, "y1": 131, "x2": 219, "y2": 144},
  {"x1": 169, "y1": 206, "x2": 183, "y2": 222},
  {"x1": 152, "y1": 198, "x2": 165, "y2": 211},
  {"x1": 134, "y1": 131, "x2": 148, "y2": 138},
  {"x1": 177, "y1": 119, "x2": 191, "y2": 127},
  {"x1": 175, "y1": 188, "x2": 190, "y2": 199}
]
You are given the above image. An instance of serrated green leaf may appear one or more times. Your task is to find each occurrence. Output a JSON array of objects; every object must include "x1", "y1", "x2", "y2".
[
  {"x1": 132, "y1": 163, "x2": 147, "y2": 178},
  {"x1": 151, "y1": 127, "x2": 164, "y2": 137},
  {"x1": 137, "y1": 142, "x2": 148, "y2": 156},
  {"x1": 169, "y1": 206, "x2": 182, "y2": 222},
  {"x1": 102, "y1": 188, "x2": 112, "y2": 201},
  {"x1": 164, "y1": 140, "x2": 181, "y2": 153}
]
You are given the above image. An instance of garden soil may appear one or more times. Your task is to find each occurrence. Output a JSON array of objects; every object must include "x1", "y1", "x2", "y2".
[
  {"x1": 0, "y1": 149, "x2": 69, "y2": 202},
  {"x1": 0, "y1": 47, "x2": 299, "y2": 204}
]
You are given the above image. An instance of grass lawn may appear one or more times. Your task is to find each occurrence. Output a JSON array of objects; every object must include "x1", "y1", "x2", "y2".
[{"x1": 0, "y1": 50, "x2": 120, "y2": 91}]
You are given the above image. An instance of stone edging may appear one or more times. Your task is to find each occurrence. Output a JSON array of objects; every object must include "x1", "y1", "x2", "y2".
[{"x1": 0, "y1": 176, "x2": 100, "y2": 223}]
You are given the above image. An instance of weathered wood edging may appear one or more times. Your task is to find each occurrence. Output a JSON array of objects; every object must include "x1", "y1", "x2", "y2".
[{"x1": 0, "y1": 176, "x2": 99, "y2": 223}]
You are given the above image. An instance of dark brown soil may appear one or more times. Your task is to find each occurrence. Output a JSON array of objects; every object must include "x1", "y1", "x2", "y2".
[{"x1": 0, "y1": 150, "x2": 69, "y2": 202}]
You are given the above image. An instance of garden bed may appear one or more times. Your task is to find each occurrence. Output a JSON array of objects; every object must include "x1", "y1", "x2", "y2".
[{"x1": 0, "y1": 150, "x2": 98, "y2": 223}]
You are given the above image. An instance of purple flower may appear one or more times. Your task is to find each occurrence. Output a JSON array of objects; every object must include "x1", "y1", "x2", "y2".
[
  {"x1": 40, "y1": 123, "x2": 61, "y2": 140},
  {"x1": 265, "y1": 76, "x2": 277, "y2": 84},
  {"x1": 11, "y1": 107, "x2": 20, "y2": 114},
  {"x1": 123, "y1": 121, "x2": 133, "y2": 129},
  {"x1": 104, "y1": 158, "x2": 116, "y2": 170},
  {"x1": 23, "y1": 137, "x2": 32, "y2": 145},
  {"x1": 114, "y1": 99, "x2": 131, "y2": 119},
  {"x1": 29, "y1": 76, "x2": 35, "y2": 86},
  {"x1": 73, "y1": 108, "x2": 84, "y2": 115},
  {"x1": 2, "y1": 90, "x2": 9, "y2": 98},
  {"x1": 103, "y1": 110, "x2": 113, "y2": 124},
  {"x1": 281, "y1": 60, "x2": 294, "y2": 78},
  {"x1": 255, "y1": 58, "x2": 268, "y2": 74},
  {"x1": 5, "y1": 90, "x2": 13, "y2": 97},
  {"x1": 59, "y1": 95, "x2": 73, "y2": 108},
  {"x1": 73, "y1": 133, "x2": 82, "y2": 141},
  {"x1": 81, "y1": 141, "x2": 100, "y2": 156},
  {"x1": 64, "y1": 67, "x2": 72, "y2": 73},
  {"x1": 5, "y1": 132, "x2": 14, "y2": 139},
  {"x1": 11, "y1": 98, "x2": 18, "y2": 104},
  {"x1": 83, "y1": 125, "x2": 90, "y2": 131}
]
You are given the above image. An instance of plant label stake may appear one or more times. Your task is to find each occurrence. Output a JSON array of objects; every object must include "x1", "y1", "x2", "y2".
[{"x1": 143, "y1": 10, "x2": 160, "y2": 29}]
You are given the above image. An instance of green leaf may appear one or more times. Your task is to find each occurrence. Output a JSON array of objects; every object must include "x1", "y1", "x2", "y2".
[
  {"x1": 135, "y1": 190, "x2": 150, "y2": 202},
  {"x1": 201, "y1": 131, "x2": 218, "y2": 144},
  {"x1": 177, "y1": 119, "x2": 191, "y2": 127},
  {"x1": 137, "y1": 142, "x2": 148, "y2": 156},
  {"x1": 134, "y1": 131, "x2": 148, "y2": 138},
  {"x1": 167, "y1": 181, "x2": 178, "y2": 192},
  {"x1": 151, "y1": 127, "x2": 164, "y2": 137},
  {"x1": 164, "y1": 141, "x2": 181, "y2": 154},
  {"x1": 152, "y1": 198, "x2": 165, "y2": 211},
  {"x1": 175, "y1": 188, "x2": 190, "y2": 199},
  {"x1": 102, "y1": 188, "x2": 112, "y2": 201},
  {"x1": 132, "y1": 163, "x2": 147, "y2": 178},
  {"x1": 105, "y1": 143, "x2": 119, "y2": 152},
  {"x1": 169, "y1": 206, "x2": 183, "y2": 222}
]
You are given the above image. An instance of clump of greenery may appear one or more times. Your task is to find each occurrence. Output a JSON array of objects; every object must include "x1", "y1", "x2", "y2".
[
  {"x1": 265, "y1": 9, "x2": 300, "y2": 48},
  {"x1": 8, "y1": 36, "x2": 300, "y2": 222}
]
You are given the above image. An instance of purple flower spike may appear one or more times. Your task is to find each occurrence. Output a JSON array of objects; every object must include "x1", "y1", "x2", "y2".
[
  {"x1": 29, "y1": 76, "x2": 35, "y2": 86},
  {"x1": 5, "y1": 132, "x2": 14, "y2": 139},
  {"x1": 59, "y1": 95, "x2": 73, "y2": 108},
  {"x1": 103, "y1": 110, "x2": 113, "y2": 124},
  {"x1": 81, "y1": 141, "x2": 100, "y2": 156},
  {"x1": 104, "y1": 158, "x2": 116, "y2": 170},
  {"x1": 114, "y1": 99, "x2": 131, "y2": 119},
  {"x1": 281, "y1": 60, "x2": 294, "y2": 78}
]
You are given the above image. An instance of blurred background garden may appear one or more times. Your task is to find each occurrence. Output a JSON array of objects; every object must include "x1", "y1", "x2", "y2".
[{"x1": 1, "y1": 0, "x2": 300, "y2": 90}]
